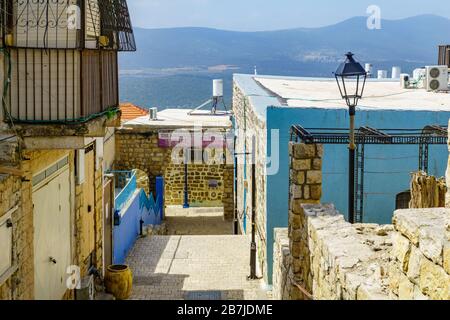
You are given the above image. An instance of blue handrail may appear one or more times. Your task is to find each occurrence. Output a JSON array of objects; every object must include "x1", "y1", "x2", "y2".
[{"x1": 113, "y1": 170, "x2": 137, "y2": 212}]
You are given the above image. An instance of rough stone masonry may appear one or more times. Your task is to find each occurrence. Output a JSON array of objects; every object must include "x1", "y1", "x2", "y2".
[
  {"x1": 273, "y1": 141, "x2": 450, "y2": 300},
  {"x1": 115, "y1": 129, "x2": 234, "y2": 219}
]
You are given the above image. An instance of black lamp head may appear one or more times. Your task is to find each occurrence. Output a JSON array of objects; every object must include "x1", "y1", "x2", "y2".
[
  {"x1": 335, "y1": 52, "x2": 367, "y2": 77},
  {"x1": 334, "y1": 52, "x2": 368, "y2": 108}
]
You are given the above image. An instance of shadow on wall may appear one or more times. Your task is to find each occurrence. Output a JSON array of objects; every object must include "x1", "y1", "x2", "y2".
[{"x1": 113, "y1": 180, "x2": 164, "y2": 265}]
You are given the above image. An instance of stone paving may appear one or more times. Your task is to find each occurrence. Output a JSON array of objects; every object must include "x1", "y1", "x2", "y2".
[
  {"x1": 126, "y1": 235, "x2": 270, "y2": 300},
  {"x1": 164, "y1": 206, "x2": 234, "y2": 235}
]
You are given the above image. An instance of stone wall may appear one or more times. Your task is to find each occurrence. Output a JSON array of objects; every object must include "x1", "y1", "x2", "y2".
[
  {"x1": 0, "y1": 174, "x2": 33, "y2": 300},
  {"x1": 272, "y1": 228, "x2": 290, "y2": 300},
  {"x1": 287, "y1": 142, "x2": 323, "y2": 298},
  {"x1": 389, "y1": 208, "x2": 449, "y2": 300},
  {"x1": 410, "y1": 171, "x2": 446, "y2": 209},
  {"x1": 300, "y1": 204, "x2": 394, "y2": 300},
  {"x1": 233, "y1": 83, "x2": 268, "y2": 280},
  {"x1": 0, "y1": 147, "x2": 106, "y2": 300},
  {"x1": 73, "y1": 157, "x2": 104, "y2": 279},
  {"x1": 115, "y1": 130, "x2": 234, "y2": 218},
  {"x1": 164, "y1": 163, "x2": 225, "y2": 207}
]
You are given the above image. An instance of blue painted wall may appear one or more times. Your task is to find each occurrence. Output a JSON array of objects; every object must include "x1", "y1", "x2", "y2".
[
  {"x1": 113, "y1": 189, "x2": 163, "y2": 264},
  {"x1": 265, "y1": 106, "x2": 450, "y2": 284}
]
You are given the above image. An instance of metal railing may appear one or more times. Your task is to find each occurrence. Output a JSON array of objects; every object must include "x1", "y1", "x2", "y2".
[
  {"x1": 1, "y1": 0, "x2": 136, "y2": 51},
  {"x1": 110, "y1": 170, "x2": 137, "y2": 212}
]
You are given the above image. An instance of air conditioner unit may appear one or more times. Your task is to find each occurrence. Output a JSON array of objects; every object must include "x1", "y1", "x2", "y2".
[{"x1": 425, "y1": 66, "x2": 449, "y2": 91}]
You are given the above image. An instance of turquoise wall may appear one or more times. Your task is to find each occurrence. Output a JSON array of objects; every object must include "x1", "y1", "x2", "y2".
[{"x1": 265, "y1": 106, "x2": 450, "y2": 284}]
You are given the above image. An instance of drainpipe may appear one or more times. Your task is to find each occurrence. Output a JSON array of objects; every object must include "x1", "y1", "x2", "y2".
[
  {"x1": 234, "y1": 153, "x2": 239, "y2": 235},
  {"x1": 249, "y1": 136, "x2": 258, "y2": 280}
]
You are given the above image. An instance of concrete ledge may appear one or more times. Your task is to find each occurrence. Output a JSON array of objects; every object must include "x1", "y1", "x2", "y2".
[{"x1": 15, "y1": 112, "x2": 119, "y2": 138}]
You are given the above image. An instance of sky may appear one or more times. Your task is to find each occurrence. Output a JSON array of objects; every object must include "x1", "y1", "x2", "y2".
[{"x1": 127, "y1": 0, "x2": 450, "y2": 31}]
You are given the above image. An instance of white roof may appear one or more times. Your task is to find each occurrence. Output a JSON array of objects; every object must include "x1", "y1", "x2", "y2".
[
  {"x1": 122, "y1": 108, "x2": 232, "y2": 130},
  {"x1": 255, "y1": 77, "x2": 450, "y2": 111}
]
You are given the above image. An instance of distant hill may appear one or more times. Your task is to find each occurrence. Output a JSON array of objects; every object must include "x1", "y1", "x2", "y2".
[{"x1": 119, "y1": 15, "x2": 450, "y2": 76}]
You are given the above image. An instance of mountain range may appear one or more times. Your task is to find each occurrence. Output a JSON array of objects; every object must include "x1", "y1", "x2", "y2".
[{"x1": 119, "y1": 15, "x2": 450, "y2": 77}]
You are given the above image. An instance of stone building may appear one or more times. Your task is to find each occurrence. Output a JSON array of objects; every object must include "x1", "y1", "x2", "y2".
[
  {"x1": 233, "y1": 73, "x2": 450, "y2": 285},
  {"x1": 0, "y1": 0, "x2": 135, "y2": 300},
  {"x1": 114, "y1": 108, "x2": 235, "y2": 220}
]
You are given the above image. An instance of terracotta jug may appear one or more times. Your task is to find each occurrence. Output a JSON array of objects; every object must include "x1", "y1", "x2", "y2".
[{"x1": 104, "y1": 265, "x2": 133, "y2": 300}]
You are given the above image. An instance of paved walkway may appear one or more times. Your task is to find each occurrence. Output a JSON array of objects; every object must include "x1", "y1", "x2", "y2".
[
  {"x1": 126, "y1": 235, "x2": 270, "y2": 300},
  {"x1": 164, "y1": 206, "x2": 233, "y2": 235}
]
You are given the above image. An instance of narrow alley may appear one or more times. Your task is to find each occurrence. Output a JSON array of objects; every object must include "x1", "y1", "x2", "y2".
[{"x1": 125, "y1": 208, "x2": 270, "y2": 300}]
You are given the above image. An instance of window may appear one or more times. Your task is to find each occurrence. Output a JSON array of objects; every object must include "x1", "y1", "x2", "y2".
[
  {"x1": 32, "y1": 156, "x2": 69, "y2": 187},
  {"x1": 396, "y1": 191, "x2": 411, "y2": 210}
]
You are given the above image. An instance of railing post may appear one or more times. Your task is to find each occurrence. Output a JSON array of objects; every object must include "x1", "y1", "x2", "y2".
[{"x1": 156, "y1": 176, "x2": 164, "y2": 220}]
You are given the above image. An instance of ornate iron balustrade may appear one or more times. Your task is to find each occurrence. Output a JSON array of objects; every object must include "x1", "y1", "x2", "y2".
[{"x1": 0, "y1": 0, "x2": 135, "y2": 51}]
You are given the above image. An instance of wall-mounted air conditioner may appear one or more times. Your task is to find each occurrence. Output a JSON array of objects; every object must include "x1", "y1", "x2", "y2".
[{"x1": 425, "y1": 66, "x2": 449, "y2": 91}]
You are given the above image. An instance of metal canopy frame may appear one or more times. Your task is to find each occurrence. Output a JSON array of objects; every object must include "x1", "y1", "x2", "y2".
[{"x1": 290, "y1": 125, "x2": 448, "y2": 223}]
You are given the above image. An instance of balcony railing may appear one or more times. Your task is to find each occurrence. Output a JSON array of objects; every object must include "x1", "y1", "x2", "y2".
[
  {"x1": 111, "y1": 170, "x2": 137, "y2": 212},
  {"x1": 0, "y1": 0, "x2": 136, "y2": 51},
  {"x1": 3, "y1": 47, "x2": 119, "y2": 123}
]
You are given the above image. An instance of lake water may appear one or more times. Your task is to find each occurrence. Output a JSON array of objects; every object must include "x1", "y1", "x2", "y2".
[{"x1": 119, "y1": 74, "x2": 233, "y2": 111}]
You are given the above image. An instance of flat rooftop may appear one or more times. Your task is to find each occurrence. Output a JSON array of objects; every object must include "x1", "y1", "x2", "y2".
[
  {"x1": 234, "y1": 74, "x2": 450, "y2": 118},
  {"x1": 122, "y1": 108, "x2": 232, "y2": 130}
]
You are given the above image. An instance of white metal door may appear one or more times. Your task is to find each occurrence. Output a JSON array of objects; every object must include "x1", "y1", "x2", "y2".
[{"x1": 33, "y1": 168, "x2": 71, "y2": 300}]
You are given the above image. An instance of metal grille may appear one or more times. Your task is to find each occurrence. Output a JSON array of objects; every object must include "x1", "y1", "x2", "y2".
[
  {"x1": 1, "y1": 0, "x2": 136, "y2": 51},
  {"x1": 185, "y1": 291, "x2": 222, "y2": 300},
  {"x1": 2, "y1": 0, "x2": 82, "y2": 49},
  {"x1": 290, "y1": 125, "x2": 448, "y2": 145},
  {"x1": 438, "y1": 45, "x2": 450, "y2": 67},
  {"x1": 99, "y1": 0, "x2": 136, "y2": 51}
]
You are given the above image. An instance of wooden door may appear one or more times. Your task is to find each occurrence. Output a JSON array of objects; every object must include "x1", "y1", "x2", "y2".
[
  {"x1": 103, "y1": 176, "x2": 114, "y2": 270},
  {"x1": 33, "y1": 168, "x2": 71, "y2": 300}
]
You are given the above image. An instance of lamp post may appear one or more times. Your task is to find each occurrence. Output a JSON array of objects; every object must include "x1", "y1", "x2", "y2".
[
  {"x1": 334, "y1": 52, "x2": 367, "y2": 224},
  {"x1": 183, "y1": 148, "x2": 190, "y2": 209}
]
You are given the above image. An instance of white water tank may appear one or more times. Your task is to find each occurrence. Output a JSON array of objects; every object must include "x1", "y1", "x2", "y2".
[
  {"x1": 378, "y1": 70, "x2": 388, "y2": 79},
  {"x1": 213, "y1": 79, "x2": 224, "y2": 98},
  {"x1": 149, "y1": 107, "x2": 158, "y2": 120},
  {"x1": 365, "y1": 63, "x2": 373, "y2": 77},
  {"x1": 392, "y1": 66, "x2": 401, "y2": 79}
]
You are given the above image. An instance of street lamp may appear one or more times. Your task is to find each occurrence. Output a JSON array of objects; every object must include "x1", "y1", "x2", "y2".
[
  {"x1": 183, "y1": 148, "x2": 190, "y2": 209},
  {"x1": 334, "y1": 52, "x2": 367, "y2": 224}
]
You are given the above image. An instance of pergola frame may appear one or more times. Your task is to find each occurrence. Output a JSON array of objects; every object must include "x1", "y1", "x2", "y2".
[{"x1": 290, "y1": 125, "x2": 448, "y2": 223}]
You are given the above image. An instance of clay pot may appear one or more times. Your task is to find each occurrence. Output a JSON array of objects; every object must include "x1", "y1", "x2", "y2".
[{"x1": 104, "y1": 265, "x2": 133, "y2": 300}]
